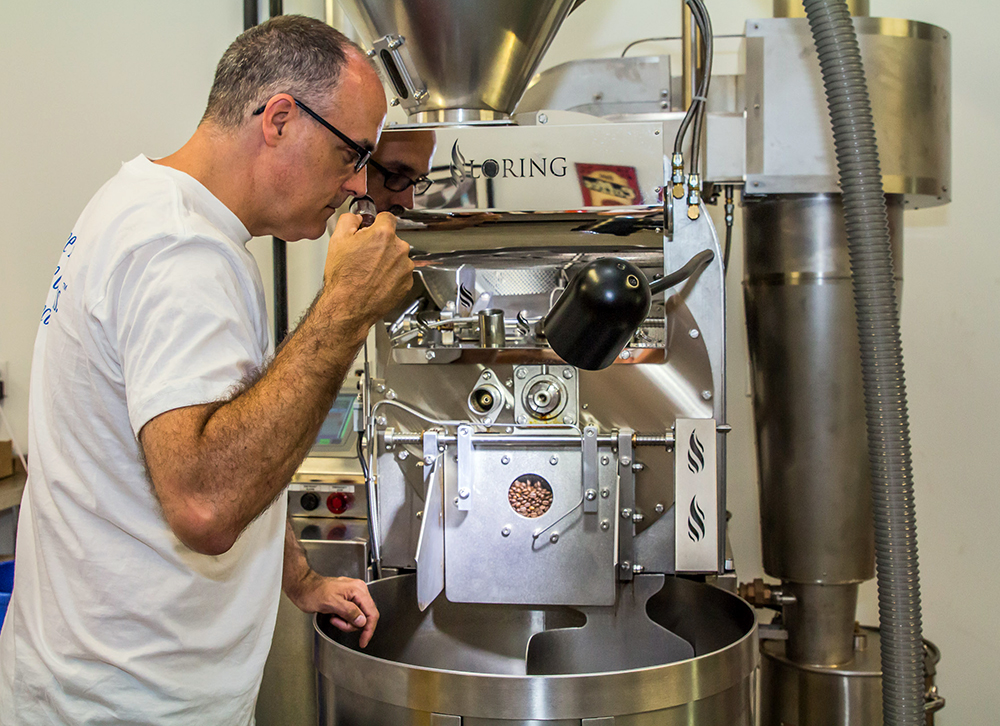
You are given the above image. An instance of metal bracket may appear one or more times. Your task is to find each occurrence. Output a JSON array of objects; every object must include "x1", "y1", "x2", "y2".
[
  {"x1": 617, "y1": 428, "x2": 635, "y2": 582},
  {"x1": 456, "y1": 425, "x2": 473, "y2": 511},
  {"x1": 369, "y1": 34, "x2": 428, "y2": 111},
  {"x1": 414, "y1": 430, "x2": 444, "y2": 610},
  {"x1": 430, "y1": 714, "x2": 461, "y2": 726},
  {"x1": 583, "y1": 425, "x2": 599, "y2": 513}
]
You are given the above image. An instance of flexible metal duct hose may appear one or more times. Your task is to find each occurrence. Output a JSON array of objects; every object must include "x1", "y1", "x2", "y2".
[{"x1": 800, "y1": 1, "x2": 924, "y2": 724}]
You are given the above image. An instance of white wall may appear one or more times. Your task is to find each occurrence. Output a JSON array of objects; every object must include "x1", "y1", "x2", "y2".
[{"x1": 1, "y1": 1, "x2": 996, "y2": 723}]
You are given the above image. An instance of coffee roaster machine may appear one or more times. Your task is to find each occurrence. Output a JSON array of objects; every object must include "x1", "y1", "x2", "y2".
[{"x1": 263, "y1": 0, "x2": 951, "y2": 724}]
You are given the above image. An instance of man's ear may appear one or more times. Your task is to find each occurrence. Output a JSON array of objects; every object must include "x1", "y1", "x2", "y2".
[{"x1": 260, "y1": 95, "x2": 295, "y2": 148}]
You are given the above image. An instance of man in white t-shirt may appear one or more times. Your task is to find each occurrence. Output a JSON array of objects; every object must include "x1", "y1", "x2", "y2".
[{"x1": 0, "y1": 15, "x2": 412, "y2": 725}]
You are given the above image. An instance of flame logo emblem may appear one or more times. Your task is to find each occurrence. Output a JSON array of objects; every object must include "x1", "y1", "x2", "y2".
[
  {"x1": 687, "y1": 431, "x2": 705, "y2": 474},
  {"x1": 459, "y1": 283, "x2": 476, "y2": 311},
  {"x1": 451, "y1": 140, "x2": 467, "y2": 187},
  {"x1": 688, "y1": 495, "x2": 706, "y2": 542}
]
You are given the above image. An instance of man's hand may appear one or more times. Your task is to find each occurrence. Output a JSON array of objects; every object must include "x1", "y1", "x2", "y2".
[
  {"x1": 286, "y1": 571, "x2": 380, "y2": 648},
  {"x1": 324, "y1": 211, "x2": 414, "y2": 327}
]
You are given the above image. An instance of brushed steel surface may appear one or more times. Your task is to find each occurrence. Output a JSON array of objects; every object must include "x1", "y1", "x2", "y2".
[
  {"x1": 783, "y1": 583, "x2": 860, "y2": 666},
  {"x1": 743, "y1": 195, "x2": 904, "y2": 587},
  {"x1": 337, "y1": 0, "x2": 578, "y2": 120},
  {"x1": 744, "y1": 18, "x2": 950, "y2": 208},
  {"x1": 316, "y1": 574, "x2": 757, "y2": 723},
  {"x1": 773, "y1": 0, "x2": 869, "y2": 16}
]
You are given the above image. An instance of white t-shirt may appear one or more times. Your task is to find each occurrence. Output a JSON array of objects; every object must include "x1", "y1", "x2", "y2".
[{"x1": 0, "y1": 155, "x2": 285, "y2": 725}]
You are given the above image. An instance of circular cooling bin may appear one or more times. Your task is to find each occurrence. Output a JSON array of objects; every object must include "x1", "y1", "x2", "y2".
[{"x1": 315, "y1": 574, "x2": 758, "y2": 725}]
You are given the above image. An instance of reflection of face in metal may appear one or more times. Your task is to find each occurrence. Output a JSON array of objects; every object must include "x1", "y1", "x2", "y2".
[{"x1": 366, "y1": 129, "x2": 437, "y2": 215}]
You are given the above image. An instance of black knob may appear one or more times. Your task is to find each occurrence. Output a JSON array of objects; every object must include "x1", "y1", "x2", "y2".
[{"x1": 300, "y1": 492, "x2": 320, "y2": 511}]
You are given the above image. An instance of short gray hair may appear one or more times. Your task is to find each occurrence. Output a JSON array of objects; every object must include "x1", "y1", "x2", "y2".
[{"x1": 203, "y1": 15, "x2": 364, "y2": 129}]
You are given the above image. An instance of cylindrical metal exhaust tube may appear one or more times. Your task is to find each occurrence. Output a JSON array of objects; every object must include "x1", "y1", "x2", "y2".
[
  {"x1": 774, "y1": 0, "x2": 868, "y2": 17},
  {"x1": 744, "y1": 194, "x2": 903, "y2": 666}
]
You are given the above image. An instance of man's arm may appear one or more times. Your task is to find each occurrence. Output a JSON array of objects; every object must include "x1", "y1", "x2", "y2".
[
  {"x1": 139, "y1": 212, "x2": 412, "y2": 555},
  {"x1": 281, "y1": 519, "x2": 379, "y2": 647}
]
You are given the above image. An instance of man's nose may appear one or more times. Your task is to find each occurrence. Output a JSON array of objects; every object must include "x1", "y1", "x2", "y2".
[{"x1": 344, "y1": 166, "x2": 368, "y2": 198}]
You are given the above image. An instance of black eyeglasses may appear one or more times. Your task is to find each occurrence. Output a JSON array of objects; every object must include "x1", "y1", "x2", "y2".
[
  {"x1": 253, "y1": 96, "x2": 372, "y2": 172},
  {"x1": 367, "y1": 158, "x2": 433, "y2": 196}
]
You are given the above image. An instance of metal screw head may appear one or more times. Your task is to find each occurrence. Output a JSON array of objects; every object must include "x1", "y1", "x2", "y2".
[
  {"x1": 585, "y1": 489, "x2": 597, "y2": 501},
  {"x1": 632, "y1": 512, "x2": 644, "y2": 523},
  {"x1": 631, "y1": 462, "x2": 645, "y2": 472},
  {"x1": 632, "y1": 564, "x2": 645, "y2": 574},
  {"x1": 538, "y1": 113, "x2": 548, "y2": 124},
  {"x1": 483, "y1": 417, "x2": 493, "y2": 427},
  {"x1": 366, "y1": 49, "x2": 376, "y2": 57},
  {"x1": 389, "y1": 98, "x2": 400, "y2": 107},
  {"x1": 416, "y1": 510, "x2": 423, "y2": 519},
  {"x1": 515, "y1": 368, "x2": 528, "y2": 379},
  {"x1": 620, "y1": 350, "x2": 632, "y2": 360},
  {"x1": 654, "y1": 503, "x2": 665, "y2": 514},
  {"x1": 458, "y1": 488, "x2": 471, "y2": 499},
  {"x1": 501, "y1": 526, "x2": 511, "y2": 537},
  {"x1": 701, "y1": 390, "x2": 713, "y2": 400},
  {"x1": 453, "y1": 497, "x2": 460, "y2": 506},
  {"x1": 562, "y1": 368, "x2": 573, "y2": 379},
  {"x1": 376, "y1": 383, "x2": 387, "y2": 393},
  {"x1": 689, "y1": 328, "x2": 700, "y2": 339},
  {"x1": 601, "y1": 488, "x2": 610, "y2": 498},
  {"x1": 376, "y1": 416, "x2": 387, "y2": 426},
  {"x1": 414, "y1": 88, "x2": 428, "y2": 102},
  {"x1": 423, "y1": 455, "x2": 435, "y2": 465},
  {"x1": 621, "y1": 561, "x2": 631, "y2": 570},
  {"x1": 549, "y1": 532, "x2": 559, "y2": 544},
  {"x1": 620, "y1": 456, "x2": 632, "y2": 466},
  {"x1": 501, "y1": 455, "x2": 510, "y2": 465},
  {"x1": 549, "y1": 455, "x2": 559, "y2": 465},
  {"x1": 388, "y1": 36, "x2": 403, "y2": 49},
  {"x1": 483, "y1": 371, "x2": 492, "y2": 380},
  {"x1": 601, "y1": 455, "x2": 610, "y2": 466},
  {"x1": 425, "y1": 350, "x2": 436, "y2": 360},
  {"x1": 564, "y1": 416, "x2": 575, "y2": 425},
  {"x1": 601, "y1": 520, "x2": 610, "y2": 531},
  {"x1": 397, "y1": 450, "x2": 409, "y2": 461},
  {"x1": 517, "y1": 414, "x2": 528, "y2": 425},
  {"x1": 621, "y1": 508, "x2": 632, "y2": 519}
]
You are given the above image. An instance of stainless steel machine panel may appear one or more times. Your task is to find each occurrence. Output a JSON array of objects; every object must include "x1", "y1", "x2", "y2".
[{"x1": 744, "y1": 17, "x2": 951, "y2": 208}]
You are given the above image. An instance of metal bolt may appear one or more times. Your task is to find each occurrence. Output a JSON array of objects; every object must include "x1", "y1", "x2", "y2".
[
  {"x1": 701, "y1": 390, "x2": 713, "y2": 400},
  {"x1": 502, "y1": 526, "x2": 511, "y2": 537},
  {"x1": 593, "y1": 91, "x2": 604, "y2": 101},
  {"x1": 414, "y1": 89, "x2": 428, "y2": 102},
  {"x1": 564, "y1": 416, "x2": 575, "y2": 425},
  {"x1": 585, "y1": 489, "x2": 597, "y2": 501},
  {"x1": 550, "y1": 532, "x2": 560, "y2": 544},
  {"x1": 601, "y1": 455, "x2": 610, "y2": 465},
  {"x1": 389, "y1": 98, "x2": 400, "y2": 107},
  {"x1": 621, "y1": 456, "x2": 632, "y2": 466},
  {"x1": 483, "y1": 417, "x2": 493, "y2": 426},
  {"x1": 385, "y1": 389, "x2": 397, "y2": 400},
  {"x1": 621, "y1": 508, "x2": 632, "y2": 519},
  {"x1": 397, "y1": 450, "x2": 409, "y2": 461},
  {"x1": 621, "y1": 561, "x2": 631, "y2": 570},
  {"x1": 620, "y1": 350, "x2": 632, "y2": 360},
  {"x1": 752, "y1": 181, "x2": 761, "y2": 188},
  {"x1": 376, "y1": 416, "x2": 387, "y2": 426},
  {"x1": 366, "y1": 49, "x2": 376, "y2": 58},
  {"x1": 654, "y1": 129, "x2": 661, "y2": 135},
  {"x1": 425, "y1": 350, "x2": 436, "y2": 360},
  {"x1": 601, "y1": 488, "x2": 610, "y2": 498},
  {"x1": 654, "y1": 503, "x2": 665, "y2": 514},
  {"x1": 516, "y1": 368, "x2": 528, "y2": 379},
  {"x1": 725, "y1": 558, "x2": 735, "y2": 571},
  {"x1": 633, "y1": 564, "x2": 645, "y2": 574},
  {"x1": 501, "y1": 455, "x2": 510, "y2": 465},
  {"x1": 517, "y1": 414, "x2": 528, "y2": 425},
  {"x1": 660, "y1": 101, "x2": 669, "y2": 109},
  {"x1": 388, "y1": 37, "x2": 403, "y2": 49},
  {"x1": 423, "y1": 455, "x2": 434, "y2": 465},
  {"x1": 458, "y1": 487, "x2": 471, "y2": 499},
  {"x1": 538, "y1": 113, "x2": 549, "y2": 124},
  {"x1": 453, "y1": 497, "x2": 460, "y2": 506},
  {"x1": 632, "y1": 462, "x2": 645, "y2": 472},
  {"x1": 416, "y1": 511, "x2": 423, "y2": 519},
  {"x1": 483, "y1": 371, "x2": 492, "y2": 380},
  {"x1": 660, "y1": 89, "x2": 669, "y2": 98},
  {"x1": 376, "y1": 383, "x2": 387, "y2": 393},
  {"x1": 654, "y1": 186, "x2": 662, "y2": 194},
  {"x1": 562, "y1": 368, "x2": 573, "y2": 379},
  {"x1": 439, "y1": 445, "x2": 446, "y2": 452},
  {"x1": 505, "y1": 378, "x2": 513, "y2": 387},
  {"x1": 632, "y1": 512, "x2": 644, "y2": 523},
  {"x1": 549, "y1": 455, "x2": 559, "y2": 465},
  {"x1": 689, "y1": 329, "x2": 700, "y2": 339},
  {"x1": 601, "y1": 520, "x2": 610, "y2": 531}
]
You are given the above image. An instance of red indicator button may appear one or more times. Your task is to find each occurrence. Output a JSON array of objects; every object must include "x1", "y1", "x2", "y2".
[{"x1": 326, "y1": 492, "x2": 355, "y2": 514}]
